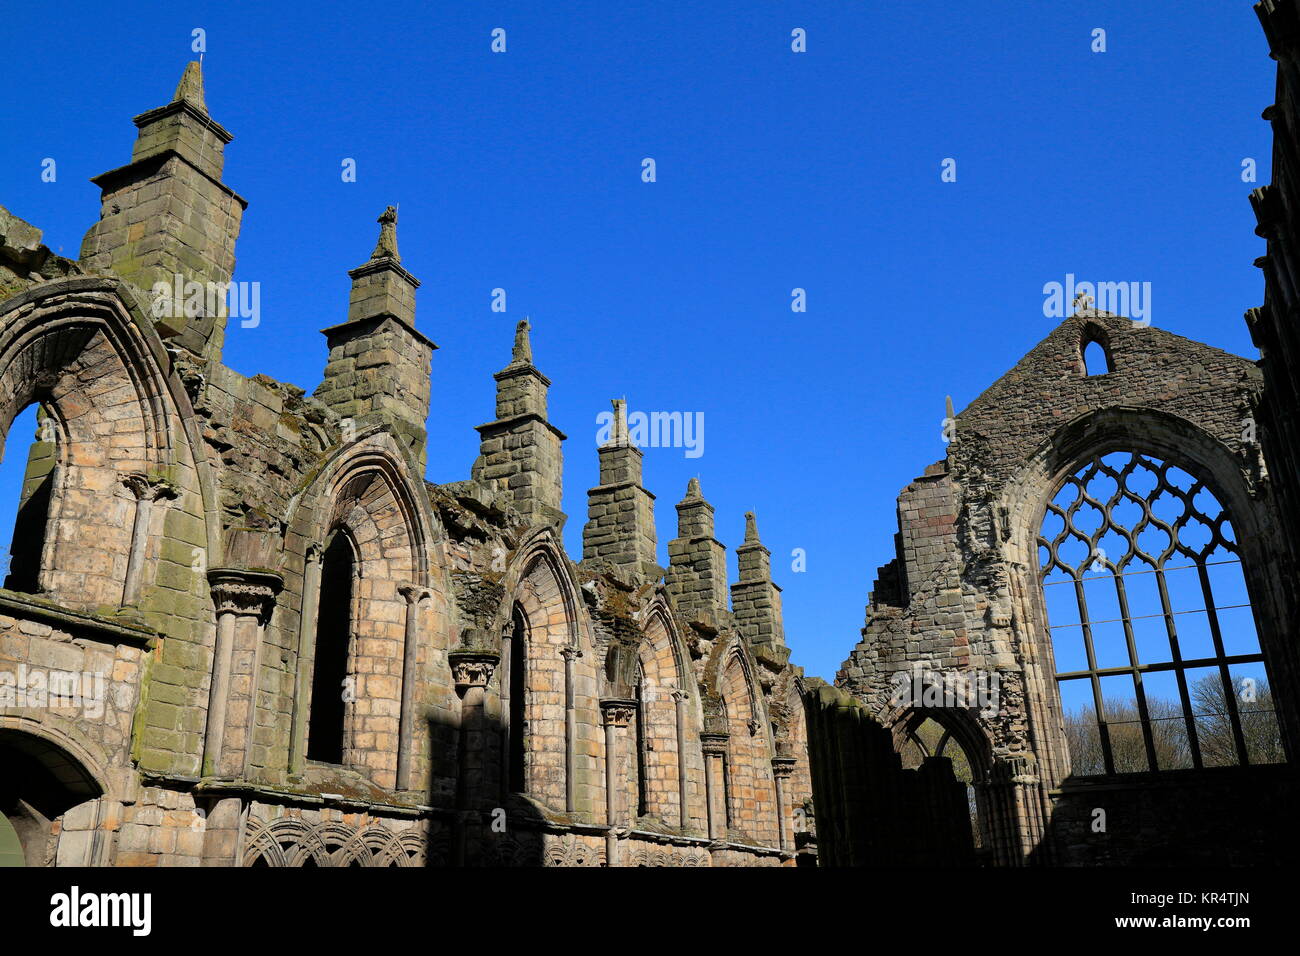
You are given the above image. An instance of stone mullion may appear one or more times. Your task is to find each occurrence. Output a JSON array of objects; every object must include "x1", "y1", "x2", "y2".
[
  {"x1": 120, "y1": 474, "x2": 178, "y2": 608},
  {"x1": 499, "y1": 630, "x2": 513, "y2": 803},
  {"x1": 396, "y1": 583, "x2": 431, "y2": 791},
  {"x1": 701, "y1": 732, "x2": 728, "y2": 842},
  {"x1": 288, "y1": 544, "x2": 322, "y2": 778},
  {"x1": 986, "y1": 755, "x2": 1045, "y2": 866},
  {"x1": 1112, "y1": 572, "x2": 1159, "y2": 772},
  {"x1": 1197, "y1": 562, "x2": 1251, "y2": 765},
  {"x1": 562, "y1": 645, "x2": 580, "y2": 813},
  {"x1": 450, "y1": 649, "x2": 499, "y2": 866},
  {"x1": 1072, "y1": 573, "x2": 1114, "y2": 774},
  {"x1": 202, "y1": 568, "x2": 282, "y2": 780},
  {"x1": 772, "y1": 755, "x2": 796, "y2": 853},
  {"x1": 671, "y1": 690, "x2": 690, "y2": 829},
  {"x1": 203, "y1": 605, "x2": 237, "y2": 776},
  {"x1": 1155, "y1": 565, "x2": 1203, "y2": 767},
  {"x1": 341, "y1": 560, "x2": 363, "y2": 765},
  {"x1": 601, "y1": 698, "x2": 635, "y2": 866}
]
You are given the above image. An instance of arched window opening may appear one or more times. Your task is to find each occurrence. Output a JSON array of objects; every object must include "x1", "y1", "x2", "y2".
[
  {"x1": 634, "y1": 663, "x2": 648, "y2": 819},
  {"x1": 899, "y1": 717, "x2": 982, "y2": 851},
  {"x1": 307, "y1": 531, "x2": 356, "y2": 764},
  {"x1": 719, "y1": 700, "x2": 733, "y2": 830},
  {"x1": 505, "y1": 607, "x2": 527, "y2": 793},
  {"x1": 0, "y1": 404, "x2": 58, "y2": 594},
  {"x1": 1038, "y1": 451, "x2": 1284, "y2": 776},
  {"x1": 1082, "y1": 339, "x2": 1110, "y2": 376}
]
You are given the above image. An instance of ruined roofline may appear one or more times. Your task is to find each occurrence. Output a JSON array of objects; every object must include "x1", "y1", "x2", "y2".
[{"x1": 954, "y1": 311, "x2": 1262, "y2": 426}]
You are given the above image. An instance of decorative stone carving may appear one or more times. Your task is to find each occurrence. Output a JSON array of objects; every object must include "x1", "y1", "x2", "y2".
[
  {"x1": 700, "y1": 732, "x2": 729, "y2": 756},
  {"x1": 600, "y1": 698, "x2": 637, "y2": 728},
  {"x1": 448, "y1": 650, "x2": 499, "y2": 692},
  {"x1": 207, "y1": 568, "x2": 283, "y2": 622},
  {"x1": 771, "y1": 756, "x2": 796, "y2": 779}
]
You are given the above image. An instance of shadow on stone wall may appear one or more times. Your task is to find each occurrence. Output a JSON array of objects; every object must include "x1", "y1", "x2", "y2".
[
  {"x1": 422, "y1": 710, "x2": 554, "y2": 867},
  {"x1": 1028, "y1": 763, "x2": 1300, "y2": 866},
  {"x1": 803, "y1": 685, "x2": 975, "y2": 867}
]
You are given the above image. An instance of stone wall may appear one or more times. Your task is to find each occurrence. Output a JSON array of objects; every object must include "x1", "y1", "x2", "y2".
[
  {"x1": 0, "y1": 63, "x2": 814, "y2": 868},
  {"x1": 824, "y1": 309, "x2": 1300, "y2": 865}
]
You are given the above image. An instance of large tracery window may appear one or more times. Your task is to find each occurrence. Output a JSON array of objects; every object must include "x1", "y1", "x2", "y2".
[{"x1": 1037, "y1": 451, "x2": 1284, "y2": 776}]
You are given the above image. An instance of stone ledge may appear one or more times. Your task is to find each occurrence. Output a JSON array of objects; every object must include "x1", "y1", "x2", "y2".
[
  {"x1": 473, "y1": 410, "x2": 567, "y2": 441},
  {"x1": 1049, "y1": 762, "x2": 1296, "y2": 796},
  {"x1": 0, "y1": 588, "x2": 157, "y2": 649}
]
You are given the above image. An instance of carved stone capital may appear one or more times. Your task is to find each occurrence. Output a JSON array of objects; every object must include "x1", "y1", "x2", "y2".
[
  {"x1": 560, "y1": 645, "x2": 583, "y2": 663},
  {"x1": 990, "y1": 753, "x2": 1038, "y2": 787},
  {"x1": 122, "y1": 473, "x2": 180, "y2": 502},
  {"x1": 700, "y1": 731, "x2": 729, "y2": 755},
  {"x1": 207, "y1": 567, "x2": 283, "y2": 622},
  {"x1": 771, "y1": 756, "x2": 796, "y2": 779},
  {"x1": 449, "y1": 649, "x2": 499, "y2": 693},
  {"x1": 600, "y1": 698, "x2": 638, "y2": 728},
  {"x1": 670, "y1": 689, "x2": 689, "y2": 704},
  {"x1": 397, "y1": 582, "x2": 431, "y2": 605}
]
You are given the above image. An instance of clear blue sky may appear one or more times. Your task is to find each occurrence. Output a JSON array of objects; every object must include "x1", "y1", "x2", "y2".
[{"x1": 0, "y1": 1, "x2": 1275, "y2": 680}]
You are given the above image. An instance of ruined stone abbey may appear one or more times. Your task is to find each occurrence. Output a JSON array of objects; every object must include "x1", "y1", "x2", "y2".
[
  {"x1": 0, "y1": 61, "x2": 812, "y2": 867},
  {"x1": 4, "y1": 1, "x2": 1300, "y2": 869}
]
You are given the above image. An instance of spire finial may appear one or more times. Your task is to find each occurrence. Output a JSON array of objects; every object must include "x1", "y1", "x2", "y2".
[
  {"x1": 611, "y1": 398, "x2": 629, "y2": 447},
  {"x1": 1072, "y1": 290, "x2": 1094, "y2": 315},
  {"x1": 945, "y1": 395, "x2": 955, "y2": 420},
  {"x1": 371, "y1": 205, "x2": 400, "y2": 261},
  {"x1": 686, "y1": 476, "x2": 702, "y2": 499},
  {"x1": 744, "y1": 511, "x2": 760, "y2": 543},
  {"x1": 173, "y1": 60, "x2": 208, "y2": 112},
  {"x1": 511, "y1": 317, "x2": 533, "y2": 365}
]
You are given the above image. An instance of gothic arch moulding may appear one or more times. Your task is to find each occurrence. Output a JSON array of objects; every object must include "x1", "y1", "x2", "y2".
[
  {"x1": 0, "y1": 279, "x2": 214, "y2": 607},
  {"x1": 999, "y1": 405, "x2": 1298, "y2": 785},
  {"x1": 493, "y1": 530, "x2": 600, "y2": 815}
]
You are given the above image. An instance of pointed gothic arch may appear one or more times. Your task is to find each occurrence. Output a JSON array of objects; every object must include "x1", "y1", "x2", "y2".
[
  {"x1": 633, "y1": 601, "x2": 706, "y2": 829},
  {"x1": 494, "y1": 533, "x2": 600, "y2": 815},
  {"x1": 1002, "y1": 405, "x2": 1297, "y2": 789},
  {"x1": 0, "y1": 282, "x2": 200, "y2": 610},
  {"x1": 283, "y1": 432, "x2": 439, "y2": 787},
  {"x1": 716, "y1": 640, "x2": 779, "y2": 846}
]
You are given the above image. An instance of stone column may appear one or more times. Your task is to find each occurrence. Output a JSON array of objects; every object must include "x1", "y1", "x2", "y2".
[
  {"x1": 288, "y1": 544, "x2": 322, "y2": 778},
  {"x1": 450, "y1": 649, "x2": 499, "y2": 866},
  {"x1": 671, "y1": 690, "x2": 690, "y2": 829},
  {"x1": 771, "y1": 755, "x2": 796, "y2": 853},
  {"x1": 200, "y1": 796, "x2": 245, "y2": 867},
  {"x1": 202, "y1": 568, "x2": 282, "y2": 780},
  {"x1": 986, "y1": 754, "x2": 1046, "y2": 866},
  {"x1": 701, "y1": 732, "x2": 729, "y2": 842},
  {"x1": 395, "y1": 583, "x2": 431, "y2": 792},
  {"x1": 499, "y1": 623, "x2": 515, "y2": 802},
  {"x1": 120, "y1": 475, "x2": 178, "y2": 608},
  {"x1": 601, "y1": 698, "x2": 636, "y2": 866},
  {"x1": 561, "y1": 645, "x2": 581, "y2": 813}
]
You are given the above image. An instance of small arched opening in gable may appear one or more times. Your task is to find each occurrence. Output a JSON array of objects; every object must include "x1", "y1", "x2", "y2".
[{"x1": 1080, "y1": 324, "x2": 1114, "y2": 377}]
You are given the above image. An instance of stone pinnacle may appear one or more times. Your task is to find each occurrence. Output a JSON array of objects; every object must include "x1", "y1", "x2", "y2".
[
  {"x1": 371, "y1": 205, "x2": 400, "y2": 261},
  {"x1": 173, "y1": 61, "x2": 207, "y2": 112},
  {"x1": 511, "y1": 318, "x2": 533, "y2": 365}
]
